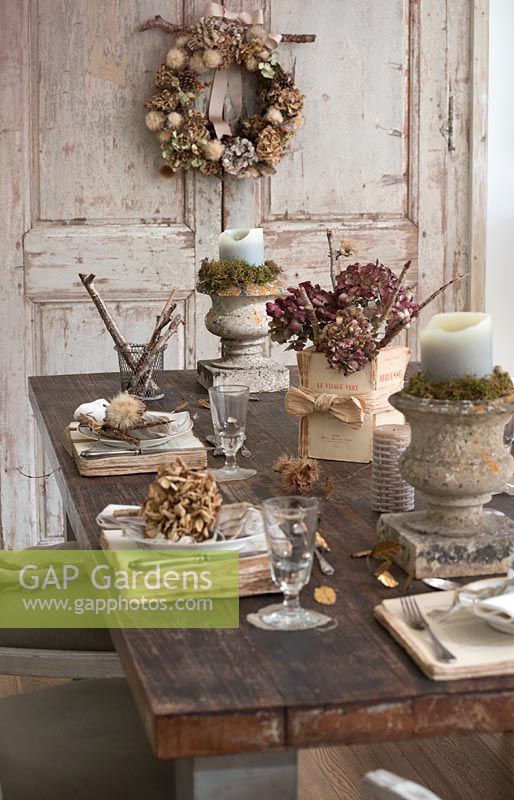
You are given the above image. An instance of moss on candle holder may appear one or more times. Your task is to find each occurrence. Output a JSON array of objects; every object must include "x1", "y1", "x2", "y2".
[
  {"x1": 405, "y1": 367, "x2": 513, "y2": 401},
  {"x1": 197, "y1": 258, "x2": 281, "y2": 294}
]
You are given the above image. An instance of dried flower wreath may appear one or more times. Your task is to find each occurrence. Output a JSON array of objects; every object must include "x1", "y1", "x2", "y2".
[{"x1": 143, "y1": 8, "x2": 309, "y2": 179}]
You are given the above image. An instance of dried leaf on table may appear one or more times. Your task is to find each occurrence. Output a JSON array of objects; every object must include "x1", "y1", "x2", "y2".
[
  {"x1": 197, "y1": 399, "x2": 211, "y2": 409},
  {"x1": 370, "y1": 540, "x2": 400, "y2": 561},
  {"x1": 351, "y1": 548, "x2": 372, "y2": 558},
  {"x1": 173, "y1": 400, "x2": 189, "y2": 412},
  {"x1": 376, "y1": 570, "x2": 399, "y2": 589},
  {"x1": 315, "y1": 532, "x2": 330, "y2": 552},
  {"x1": 374, "y1": 559, "x2": 393, "y2": 578},
  {"x1": 314, "y1": 586, "x2": 337, "y2": 605}
]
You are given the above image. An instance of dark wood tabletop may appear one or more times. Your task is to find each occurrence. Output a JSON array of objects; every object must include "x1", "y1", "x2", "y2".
[{"x1": 29, "y1": 371, "x2": 514, "y2": 759}]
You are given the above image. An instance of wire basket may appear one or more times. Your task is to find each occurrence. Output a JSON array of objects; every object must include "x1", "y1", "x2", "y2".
[{"x1": 116, "y1": 343, "x2": 166, "y2": 401}]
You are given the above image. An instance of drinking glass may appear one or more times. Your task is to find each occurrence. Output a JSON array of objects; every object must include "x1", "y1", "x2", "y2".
[
  {"x1": 253, "y1": 496, "x2": 331, "y2": 631},
  {"x1": 208, "y1": 385, "x2": 256, "y2": 482}
]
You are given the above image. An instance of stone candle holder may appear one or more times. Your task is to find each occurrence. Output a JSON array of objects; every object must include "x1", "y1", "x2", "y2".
[
  {"x1": 377, "y1": 391, "x2": 514, "y2": 577},
  {"x1": 197, "y1": 281, "x2": 290, "y2": 394}
]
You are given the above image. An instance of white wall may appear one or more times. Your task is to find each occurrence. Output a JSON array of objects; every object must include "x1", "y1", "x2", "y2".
[{"x1": 485, "y1": 0, "x2": 514, "y2": 374}]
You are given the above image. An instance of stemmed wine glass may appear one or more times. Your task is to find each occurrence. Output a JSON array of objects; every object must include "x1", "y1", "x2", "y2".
[
  {"x1": 208, "y1": 385, "x2": 256, "y2": 482},
  {"x1": 252, "y1": 496, "x2": 333, "y2": 630}
]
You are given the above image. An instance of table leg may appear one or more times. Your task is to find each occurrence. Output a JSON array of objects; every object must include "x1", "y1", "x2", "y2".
[
  {"x1": 65, "y1": 513, "x2": 77, "y2": 542},
  {"x1": 174, "y1": 749, "x2": 297, "y2": 800}
]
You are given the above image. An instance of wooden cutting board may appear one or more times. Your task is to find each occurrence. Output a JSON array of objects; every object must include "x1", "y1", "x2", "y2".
[
  {"x1": 63, "y1": 423, "x2": 207, "y2": 477},
  {"x1": 100, "y1": 529, "x2": 278, "y2": 598}
]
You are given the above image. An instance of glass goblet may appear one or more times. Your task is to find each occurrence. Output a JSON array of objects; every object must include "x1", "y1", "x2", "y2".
[
  {"x1": 253, "y1": 496, "x2": 332, "y2": 631},
  {"x1": 208, "y1": 385, "x2": 256, "y2": 482}
]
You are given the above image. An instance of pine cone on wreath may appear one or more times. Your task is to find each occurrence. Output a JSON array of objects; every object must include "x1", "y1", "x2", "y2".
[
  {"x1": 178, "y1": 67, "x2": 203, "y2": 93},
  {"x1": 145, "y1": 89, "x2": 179, "y2": 114},
  {"x1": 154, "y1": 64, "x2": 177, "y2": 89}
]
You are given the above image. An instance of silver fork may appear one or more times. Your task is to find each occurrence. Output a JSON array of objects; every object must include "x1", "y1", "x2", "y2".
[{"x1": 400, "y1": 596, "x2": 456, "y2": 662}]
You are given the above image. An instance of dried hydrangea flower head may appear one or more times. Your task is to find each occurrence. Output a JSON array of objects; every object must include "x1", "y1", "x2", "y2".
[
  {"x1": 141, "y1": 459, "x2": 223, "y2": 541},
  {"x1": 105, "y1": 393, "x2": 146, "y2": 431},
  {"x1": 317, "y1": 307, "x2": 379, "y2": 375}
]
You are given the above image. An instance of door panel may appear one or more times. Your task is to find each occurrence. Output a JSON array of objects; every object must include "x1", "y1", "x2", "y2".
[
  {"x1": 37, "y1": 0, "x2": 185, "y2": 222},
  {"x1": 1, "y1": 0, "x2": 477, "y2": 546},
  {"x1": 268, "y1": 0, "x2": 409, "y2": 218}
]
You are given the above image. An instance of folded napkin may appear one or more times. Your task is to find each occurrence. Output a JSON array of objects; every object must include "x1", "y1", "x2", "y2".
[
  {"x1": 480, "y1": 591, "x2": 514, "y2": 616},
  {"x1": 73, "y1": 399, "x2": 108, "y2": 423},
  {"x1": 96, "y1": 503, "x2": 266, "y2": 555}
]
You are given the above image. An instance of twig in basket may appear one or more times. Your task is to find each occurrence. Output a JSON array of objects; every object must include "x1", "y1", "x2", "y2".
[
  {"x1": 78, "y1": 274, "x2": 135, "y2": 368},
  {"x1": 128, "y1": 315, "x2": 184, "y2": 395},
  {"x1": 145, "y1": 288, "x2": 177, "y2": 354}
]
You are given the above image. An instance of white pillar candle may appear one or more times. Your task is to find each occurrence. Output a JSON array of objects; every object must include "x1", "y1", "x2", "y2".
[
  {"x1": 420, "y1": 312, "x2": 493, "y2": 381},
  {"x1": 218, "y1": 228, "x2": 265, "y2": 266}
]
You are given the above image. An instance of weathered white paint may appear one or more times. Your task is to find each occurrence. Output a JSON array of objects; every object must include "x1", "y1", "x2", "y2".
[
  {"x1": 0, "y1": 0, "x2": 485, "y2": 546},
  {"x1": 485, "y1": 0, "x2": 514, "y2": 374}
]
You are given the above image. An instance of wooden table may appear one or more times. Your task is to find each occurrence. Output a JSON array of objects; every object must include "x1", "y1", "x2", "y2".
[{"x1": 29, "y1": 371, "x2": 514, "y2": 799}]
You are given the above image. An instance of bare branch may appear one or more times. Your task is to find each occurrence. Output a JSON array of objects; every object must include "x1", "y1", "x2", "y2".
[
  {"x1": 299, "y1": 287, "x2": 320, "y2": 342},
  {"x1": 374, "y1": 260, "x2": 412, "y2": 329},
  {"x1": 377, "y1": 273, "x2": 470, "y2": 350},
  {"x1": 327, "y1": 229, "x2": 337, "y2": 290},
  {"x1": 78, "y1": 274, "x2": 135, "y2": 368},
  {"x1": 139, "y1": 15, "x2": 316, "y2": 42}
]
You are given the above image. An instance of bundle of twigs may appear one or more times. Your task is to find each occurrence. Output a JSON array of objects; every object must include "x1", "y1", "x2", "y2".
[{"x1": 79, "y1": 273, "x2": 183, "y2": 396}]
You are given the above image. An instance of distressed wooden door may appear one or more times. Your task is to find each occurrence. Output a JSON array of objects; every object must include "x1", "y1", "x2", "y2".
[
  {"x1": 224, "y1": 0, "x2": 474, "y2": 364},
  {"x1": 1, "y1": 0, "x2": 479, "y2": 547}
]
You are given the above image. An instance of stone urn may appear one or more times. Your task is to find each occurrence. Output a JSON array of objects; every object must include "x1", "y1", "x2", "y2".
[
  {"x1": 377, "y1": 391, "x2": 514, "y2": 577},
  {"x1": 196, "y1": 280, "x2": 290, "y2": 393}
]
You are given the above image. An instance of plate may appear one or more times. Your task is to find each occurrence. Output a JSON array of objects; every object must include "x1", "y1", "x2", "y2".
[
  {"x1": 96, "y1": 503, "x2": 267, "y2": 554},
  {"x1": 461, "y1": 577, "x2": 514, "y2": 636},
  {"x1": 123, "y1": 529, "x2": 256, "y2": 552},
  {"x1": 80, "y1": 411, "x2": 192, "y2": 452}
]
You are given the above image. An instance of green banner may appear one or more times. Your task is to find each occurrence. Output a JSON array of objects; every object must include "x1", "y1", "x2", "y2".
[{"x1": 0, "y1": 550, "x2": 239, "y2": 628}]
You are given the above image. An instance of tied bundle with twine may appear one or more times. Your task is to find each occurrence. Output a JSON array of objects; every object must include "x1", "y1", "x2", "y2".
[{"x1": 285, "y1": 380, "x2": 405, "y2": 430}]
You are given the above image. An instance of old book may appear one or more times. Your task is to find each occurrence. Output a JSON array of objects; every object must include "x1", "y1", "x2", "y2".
[{"x1": 63, "y1": 422, "x2": 207, "y2": 477}]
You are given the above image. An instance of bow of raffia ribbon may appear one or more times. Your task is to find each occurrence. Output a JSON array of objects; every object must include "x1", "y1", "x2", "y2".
[
  {"x1": 204, "y1": 3, "x2": 282, "y2": 139},
  {"x1": 285, "y1": 381, "x2": 404, "y2": 430}
]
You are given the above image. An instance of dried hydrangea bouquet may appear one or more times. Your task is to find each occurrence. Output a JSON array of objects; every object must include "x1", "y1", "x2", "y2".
[{"x1": 270, "y1": 231, "x2": 464, "y2": 462}]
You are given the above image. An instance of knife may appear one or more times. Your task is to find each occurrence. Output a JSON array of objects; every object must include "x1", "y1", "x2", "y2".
[{"x1": 81, "y1": 446, "x2": 208, "y2": 459}]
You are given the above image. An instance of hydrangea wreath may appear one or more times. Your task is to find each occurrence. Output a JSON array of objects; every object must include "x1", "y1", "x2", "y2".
[{"x1": 144, "y1": 14, "x2": 305, "y2": 179}]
